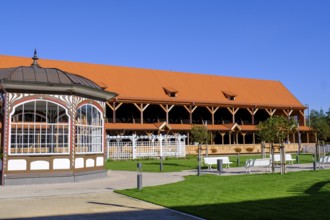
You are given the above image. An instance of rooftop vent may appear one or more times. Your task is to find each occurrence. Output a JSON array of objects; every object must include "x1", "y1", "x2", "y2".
[
  {"x1": 222, "y1": 90, "x2": 236, "y2": 101},
  {"x1": 163, "y1": 86, "x2": 178, "y2": 97}
]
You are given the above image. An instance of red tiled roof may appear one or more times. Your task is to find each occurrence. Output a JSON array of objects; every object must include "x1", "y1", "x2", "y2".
[{"x1": 0, "y1": 55, "x2": 305, "y2": 109}]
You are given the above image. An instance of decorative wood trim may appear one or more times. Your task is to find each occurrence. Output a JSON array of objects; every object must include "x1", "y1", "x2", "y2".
[
  {"x1": 206, "y1": 106, "x2": 219, "y2": 125},
  {"x1": 183, "y1": 105, "x2": 198, "y2": 113},
  {"x1": 227, "y1": 107, "x2": 239, "y2": 115},
  {"x1": 159, "y1": 104, "x2": 175, "y2": 124},
  {"x1": 107, "y1": 102, "x2": 123, "y2": 123},
  {"x1": 265, "y1": 109, "x2": 276, "y2": 116},
  {"x1": 159, "y1": 104, "x2": 175, "y2": 112},
  {"x1": 227, "y1": 107, "x2": 239, "y2": 123},
  {"x1": 283, "y1": 109, "x2": 293, "y2": 117},
  {"x1": 206, "y1": 106, "x2": 219, "y2": 114},
  {"x1": 247, "y1": 108, "x2": 258, "y2": 115},
  {"x1": 133, "y1": 103, "x2": 150, "y2": 124},
  {"x1": 106, "y1": 102, "x2": 123, "y2": 111}
]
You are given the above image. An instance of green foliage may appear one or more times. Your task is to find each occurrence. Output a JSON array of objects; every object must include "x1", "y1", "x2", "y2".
[
  {"x1": 190, "y1": 125, "x2": 210, "y2": 144},
  {"x1": 257, "y1": 116, "x2": 295, "y2": 145},
  {"x1": 117, "y1": 170, "x2": 330, "y2": 219},
  {"x1": 310, "y1": 109, "x2": 330, "y2": 142}
]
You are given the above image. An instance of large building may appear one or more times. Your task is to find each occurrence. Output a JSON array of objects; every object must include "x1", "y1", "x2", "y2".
[{"x1": 0, "y1": 53, "x2": 312, "y2": 184}]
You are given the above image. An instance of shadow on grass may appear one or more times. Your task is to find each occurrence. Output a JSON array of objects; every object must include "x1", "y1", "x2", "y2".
[
  {"x1": 169, "y1": 181, "x2": 330, "y2": 220},
  {"x1": 173, "y1": 194, "x2": 330, "y2": 219}
]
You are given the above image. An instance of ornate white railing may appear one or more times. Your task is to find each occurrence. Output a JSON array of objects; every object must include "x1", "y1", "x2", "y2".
[{"x1": 106, "y1": 134, "x2": 186, "y2": 160}]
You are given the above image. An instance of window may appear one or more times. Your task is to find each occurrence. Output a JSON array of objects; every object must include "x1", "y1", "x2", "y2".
[
  {"x1": 10, "y1": 100, "x2": 70, "y2": 155},
  {"x1": 75, "y1": 104, "x2": 104, "y2": 154}
]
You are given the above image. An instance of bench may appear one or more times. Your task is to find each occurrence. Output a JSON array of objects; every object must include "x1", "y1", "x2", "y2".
[
  {"x1": 245, "y1": 158, "x2": 271, "y2": 173},
  {"x1": 320, "y1": 156, "x2": 330, "y2": 168},
  {"x1": 204, "y1": 156, "x2": 233, "y2": 169},
  {"x1": 273, "y1": 154, "x2": 295, "y2": 165}
]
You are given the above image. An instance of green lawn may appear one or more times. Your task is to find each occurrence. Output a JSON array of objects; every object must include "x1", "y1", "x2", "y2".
[
  {"x1": 117, "y1": 170, "x2": 330, "y2": 219},
  {"x1": 105, "y1": 153, "x2": 315, "y2": 172}
]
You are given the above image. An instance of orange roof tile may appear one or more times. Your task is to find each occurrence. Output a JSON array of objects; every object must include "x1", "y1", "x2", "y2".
[{"x1": 0, "y1": 55, "x2": 305, "y2": 109}]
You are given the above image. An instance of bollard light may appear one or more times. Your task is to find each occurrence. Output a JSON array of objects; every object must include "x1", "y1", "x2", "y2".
[
  {"x1": 137, "y1": 162, "x2": 142, "y2": 190},
  {"x1": 160, "y1": 156, "x2": 163, "y2": 172},
  {"x1": 217, "y1": 159, "x2": 223, "y2": 175}
]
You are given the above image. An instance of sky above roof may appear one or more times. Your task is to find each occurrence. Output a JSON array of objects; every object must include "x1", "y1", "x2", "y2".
[{"x1": 1, "y1": 1, "x2": 329, "y2": 112}]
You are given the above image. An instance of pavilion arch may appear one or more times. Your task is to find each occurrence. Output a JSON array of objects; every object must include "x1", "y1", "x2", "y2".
[
  {"x1": 9, "y1": 99, "x2": 70, "y2": 155},
  {"x1": 75, "y1": 103, "x2": 104, "y2": 154}
]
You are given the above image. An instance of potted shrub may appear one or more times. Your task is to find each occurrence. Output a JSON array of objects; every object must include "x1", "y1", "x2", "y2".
[{"x1": 245, "y1": 147, "x2": 254, "y2": 153}]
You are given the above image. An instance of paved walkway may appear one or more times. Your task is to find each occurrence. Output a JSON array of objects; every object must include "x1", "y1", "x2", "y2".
[{"x1": 0, "y1": 163, "x2": 327, "y2": 219}]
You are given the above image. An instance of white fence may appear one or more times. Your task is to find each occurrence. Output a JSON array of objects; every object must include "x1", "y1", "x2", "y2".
[
  {"x1": 107, "y1": 134, "x2": 186, "y2": 160},
  {"x1": 302, "y1": 144, "x2": 330, "y2": 154}
]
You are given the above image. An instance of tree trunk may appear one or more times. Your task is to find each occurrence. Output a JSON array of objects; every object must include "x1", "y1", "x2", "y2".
[
  {"x1": 271, "y1": 143, "x2": 275, "y2": 173},
  {"x1": 280, "y1": 145, "x2": 286, "y2": 174}
]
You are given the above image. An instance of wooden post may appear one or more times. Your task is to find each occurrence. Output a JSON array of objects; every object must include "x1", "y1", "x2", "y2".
[
  {"x1": 206, "y1": 106, "x2": 219, "y2": 125},
  {"x1": 229, "y1": 132, "x2": 232, "y2": 145},
  {"x1": 283, "y1": 109, "x2": 293, "y2": 118},
  {"x1": 307, "y1": 133, "x2": 310, "y2": 143},
  {"x1": 265, "y1": 109, "x2": 276, "y2": 117},
  {"x1": 159, "y1": 104, "x2": 175, "y2": 124},
  {"x1": 134, "y1": 103, "x2": 150, "y2": 124},
  {"x1": 227, "y1": 107, "x2": 239, "y2": 123},
  {"x1": 184, "y1": 105, "x2": 198, "y2": 124},
  {"x1": 247, "y1": 108, "x2": 258, "y2": 125},
  {"x1": 219, "y1": 132, "x2": 226, "y2": 145},
  {"x1": 106, "y1": 102, "x2": 123, "y2": 123},
  {"x1": 241, "y1": 132, "x2": 246, "y2": 145}
]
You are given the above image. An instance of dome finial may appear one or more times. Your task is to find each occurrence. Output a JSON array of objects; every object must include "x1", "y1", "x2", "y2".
[{"x1": 32, "y1": 49, "x2": 40, "y2": 67}]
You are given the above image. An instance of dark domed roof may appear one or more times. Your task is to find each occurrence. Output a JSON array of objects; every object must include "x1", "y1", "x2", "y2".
[
  {"x1": 0, "y1": 51, "x2": 117, "y2": 101},
  {"x1": 0, "y1": 65, "x2": 101, "y2": 89}
]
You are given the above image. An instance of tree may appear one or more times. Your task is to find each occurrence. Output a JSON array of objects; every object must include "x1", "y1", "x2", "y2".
[
  {"x1": 310, "y1": 109, "x2": 330, "y2": 162},
  {"x1": 190, "y1": 125, "x2": 210, "y2": 176},
  {"x1": 257, "y1": 116, "x2": 295, "y2": 174},
  {"x1": 190, "y1": 125, "x2": 210, "y2": 145}
]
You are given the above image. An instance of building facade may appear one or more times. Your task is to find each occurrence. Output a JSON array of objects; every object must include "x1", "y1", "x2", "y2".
[{"x1": 0, "y1": 54, "x2": 313, "y2": 180}]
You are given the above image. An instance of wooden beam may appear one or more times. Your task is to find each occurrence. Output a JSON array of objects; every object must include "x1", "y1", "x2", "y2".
[
  {"x1": 241, "y1": 132, "x2": 247, "y2": 145},
  {"x1": 227, "y1": 107, "x2": 239, "y2": 123},
  {"x1": 283, "y1": 109, "x2": 293, "y2": 117},
  {"x1": 184, "y1": 105, "x2": 198, "y2": 124},
  {"x1": 106, "y1": 102, "x2": 123, "y2": 123},
  {"x1": 218, "y1": 131, "x2": 226, "y2": 145},
  {"x1": 133, "y1": 103, "x2": 150, "y2": 124},
  {"x1": 247, "y1": 108, "x2": 258, "y2": 125},
  {"x1": 160, "y1": 104, "x2": 175, "y2": 123},
  {"x1": 247, "y1": 108, "x2": 258, "y2": 115}
]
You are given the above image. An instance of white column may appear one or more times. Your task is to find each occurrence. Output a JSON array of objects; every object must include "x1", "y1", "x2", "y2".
[
  {"x1": 158, "y1": 134, "x2": 164, "y2": 157},
  {"x1": 131, "y1": 134, "x2": 137, "y2": 159}
]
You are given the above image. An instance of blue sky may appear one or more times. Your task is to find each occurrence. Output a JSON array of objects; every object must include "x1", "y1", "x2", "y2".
[{"x1": 1, "y1": 1, "x2": 329, "y2": 112}]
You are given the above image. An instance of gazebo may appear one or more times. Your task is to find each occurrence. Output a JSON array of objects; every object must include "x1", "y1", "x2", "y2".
[{"x1": 0, "y1": 51, "x2": 117, "y2": 185}]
